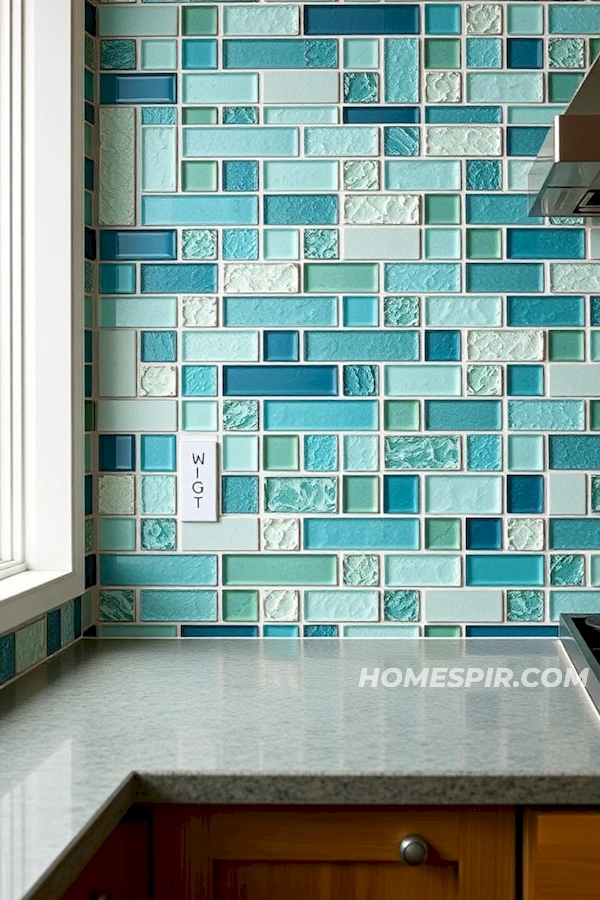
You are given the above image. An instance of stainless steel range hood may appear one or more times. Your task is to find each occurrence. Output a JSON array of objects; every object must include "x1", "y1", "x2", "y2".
[{"x1": 529, "y1": 54, "x2": 600, "y2": 217}]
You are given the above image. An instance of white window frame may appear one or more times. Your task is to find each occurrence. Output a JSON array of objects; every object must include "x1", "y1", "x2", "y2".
[{"x1": 0, "y1": 0, "x2": 84, "y2": 635}]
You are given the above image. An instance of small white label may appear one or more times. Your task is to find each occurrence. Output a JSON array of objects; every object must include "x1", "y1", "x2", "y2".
[{"x1": 179, "y1": 437, "x2": 218, "y2": 522}]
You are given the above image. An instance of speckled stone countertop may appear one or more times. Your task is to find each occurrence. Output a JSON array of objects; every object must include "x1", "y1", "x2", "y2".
[{"x1": 3, "y1": 638, "x2": 600, "y2": 900}]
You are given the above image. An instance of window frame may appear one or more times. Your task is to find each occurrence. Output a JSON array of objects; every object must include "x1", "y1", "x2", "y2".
[{"x1": 0, "y1": 0, "x2": 85, "y2": 635}]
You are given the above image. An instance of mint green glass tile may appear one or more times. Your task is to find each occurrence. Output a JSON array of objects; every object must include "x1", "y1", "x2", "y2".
[
  {"x1": 98, "y1": 625, "x2": 178, "y2": 638},
  {"x1": 223, "y1": 5, "x2": 299, "y2": 36},
  {"x1": 183, "y1": 331, "x2": 258, "y2": 362},
  {"x1": 425, "y1": 518, "x2": 461, "y2": 550},
  {"x1": 549, "y1": 73, "x2": 584, "y2": 104},
  {"x1": 425, "y1": 475, "x2": 502, "y2": 514},
  {"x1": 343, "y1": 435, "x2": 379, "y2": 471},
  {"x1": 507, "y1": 4, "x2": 543, "y2": 36},
  {"x1": 99, "y1": 7, "x2": 179, "y2": 37},
  {"x1": 61, "y1": 601, "x2": 75, "y2": 646},
  {"x1": 507, "y1": 106, "x2": 566, "y2": 125},
  {"x1": 99, "y1": 297, "x2": 177, "y2": 328},
  {"x1": 426, "y1": 589, "x2": 503, "y2": 622},
  {"x1": 343, "y1": 475, "x2": 379, "y2": 513},
  {"x1": 141, "y1": 476, "x2": 176, "y2": 515},
  {"x1": 183, "y1": 107, "x2": 218, "y2": 125},
  {"x1": 141, "y1": 39, "x2": 177, "y2": 70},
  {"x1": 344, "y1": 38, "x2": 379, "y2": 70},
  {"x1": 264, "y1": 161, "x2": 338, "y2": 192},
  {"x1": 425, "y1": 228, "x2": 461, "y2": 260},
  {"x1": 305, "y1": 591, "x2": 379, "y2": 622},
  {"x1": 99, "y1": 108, "x2": 135, "y2": 226},
  {"x1": 264, "y1": 435, "x2": 299, "y2": 471},
  {"x1": 97, "y1": 400, "x2": 177, "y2": 432},
  {"x1": 183, "y1": 74, "x2": 258, "y2": 105},
  {"x1": 142, "y1": 127, "x2": 176, "y2": 192},
  {"x1": 182, "y1": 400, "x2": 218, "y2": 431},
  {"x1": 467, "y1": 228, "x2": 502, "y2": 260},
  {"x1": 98, "y1": 332, "x2": 136, "y2": 397},
  {"x1": 508, "y1": 435, "x2": 544, "y2": 472},
  {"x1": 223, "y1": 590, "x2": 259, "y2": 622},
  {"x1": 425, "y1": 38, "x2": 460, "y2": 69},
  {"x1": 264, "y1": 229, "x2": 299, "y2": 261},
  {"x1": 305, "y1": 263, "x2": 378, "y2": 293},
  {"x1": 141, "y1": 590, "x2": 217, "y2": 622},
  {"x1": 425, "y1": 625, "x2": 461, "y2": 638},
  {"x1": 345, "y1": 625, "x2": 420, "y2": 638},
  {"x1": 99, "y1": 590, "x2": 135, "y2": 623},
  {"x1": 384, "y1": 400, "x2": 420, "y2": 431},
  {"x1": 425, "y1": 194, "x2": 460, "y2": 225},
  {"x1": 182, "y1": 161, "x2": 218, "y2": 192},
  {"x1": 507, "y1": 590, "x2": 544, "y2": 622},
  {"x1": 264, "y1": 107, "x2": 338, "y2": 125},
  {"x1": 99, "y1": 517, "x2": 136, "y2": 551},
  {"x1": 182, "y1": 6, "x2": 217, "y2": 36},
  {"x1": 591, "y1": 332, "x2": 600, "y2": 361},
  {"x1": 467, "y1": 73, "x2": 543, "y2": 104},
  {"x1": 223, "y1": 554, "x2": 337, "y2": 586},
  {"x1": 385, "y1": 365, "x2": 461, "y2": 397},
  {"x1": 15, "y1": 620, "x2": 46, "y2": 674},
  {"x1": 223, "y1": 436, "x2": 259, "y2": 472},
  {"x1": 385, "y1": 555, "x2": 461, "y2": 587}
]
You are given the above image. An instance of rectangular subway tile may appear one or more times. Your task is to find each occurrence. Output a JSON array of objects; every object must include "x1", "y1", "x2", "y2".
[
  {"x1": 304, "y1": 518, "x2": 419, "y2": 550},
  {"x1": 385, "y1": 555, "x2": 461, "y2": 587},
  {"x1": 224, "y1": 366, "x2": 338, "y2": 397},
  {"x1": 264, "y1": 400, "x2": 378, "y2": 432},
  {"x1": 425, "y1": 590, "x2": 503, "y2": 623},
  {"x1": 100, "y1": 74, "x2": 176, "y2": 104},
  {"x1": 181, "y1": 519, "x2": 259, "y2": 552},
  {"x1": 304, "y1": 591, "x2": 379, "y2": 622},
  {"x1": 222, "y1": 554, "x2": 337, "y2": 586},
  {"x1": 142, "y1": 195, "x2": 258, "y2": 226},
  {"x1": 140, "y1": 590, "x2": 218, "y2": 622},
  {"x1": 100, "y1": 554, "x2": 217, "y2": 586},
  {"x1": 223, "y1": 295, "x2": 337, "y2": 328},
  {"x1": 305, "y1": 331, "x2": 418, "y2": 361},
  {"x1": 184, "y1": 127, "x2": 298, "y2": 158},
  {"x1": 305, "y1": 6, "x2": 419, "y2": 36},
  {"x1": 223, "y1": 39, "x2": 338, "y2": 70}
]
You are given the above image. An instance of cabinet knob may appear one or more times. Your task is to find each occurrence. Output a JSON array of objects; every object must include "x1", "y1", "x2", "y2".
[{"x1": 399, "y1": 834, "x2": 429, "y2": 866}]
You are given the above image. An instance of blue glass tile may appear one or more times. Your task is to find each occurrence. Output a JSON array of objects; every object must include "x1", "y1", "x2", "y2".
[
  {"x1": 141, "y1": 331, "x2": 176, "y2": 362},
  {"x1": 223, "y1": 40, "x2": 338, "y2": 70},
  {"x1": 222, "y1": 229, "x2": 258, "y2": 260},
  {"x1": 182, "y1": 39, "x2": 217, "y2": 70},
  {"x1": 305, "y1": 331, "x2": 418, "y2": 361},
  {"x1": 264, "y1": 195, "x2": 337, "y2": 226},
  {"x1": 466, "y1": 518, "x2": 502, "y2": 551},
  {"x1": 0, "y1": 632, "x2": 16, "y2": 684},
  {"x1": 425, "y1": 401, "x2": 502, "y2": 432},
  {"x1": 384, "y1": 127, "x2": 420, "y2": 157},
  {"x1": 304, "y1": 625, "x2": 338, "y2": 637},
  {"x1": 141, "y1": 264, "x2": 217, "y2": 294},
  {"x1": 182, "y1": 626, "x2": 259, "y2": 637},
  {"x1": 140, "y1": 434, "x2": 176, "y2": 471},
  {"x1": 85, "y1": 365, "x2": 93, "y2": 398},
  {"x1": 343, "y1": 107, "x2": 419, "y2": 124},
  {"x1": 264, "y1": 331, "x2": 300, "y2": 362},
  {"x1": 548, "y1": 6, "x2": 600, "y2": 35},
  {"x1": 466, "y1": 160, "x2": 501, "y2": 191},
  {"x1": 182, "y1": 366, "x2": 217, "y2": 397},
  {"x1": 99, "y1": 264, "x2": 136, "y2": 294},
  {"x1": 264, "y1": 625, "x2": 299, "y2": 638},
  {"x1": 467, "y1": 434, "x2": 502, "y2": 471},
  {"x1": 305, "y1": 434, "x2": 338, "y2": 471},
  {"x1": 466, "y1": 625, "x2": 558, "y2": 638},
  {"x1": 99, "y1": 435, "x2": 135, "y2": 472},
  {"x1": 507, "y1": 127, "x2": 549, "y2": 157},
  {"x1": 466, "y1": 38, "x2": 502, "y2": 70},
  {"x1": 222, "y1": 476, "x2": 259, "y2": 514},
  {"x1": 100, "y1": 74, "x2": 176, "y2": 104},
  {"x1": 550, "y1": 436, "x2": 600, "y2": 469},
  {"x1": 85, "y1": 1, "x2": 97, "y2": 36},
  {"x1": 384, "y1": 39, "x2": 419, "y2": 103},
  {"x1": 85, "y1": 331, "x2": 93, "y2": 363},
  {"x1": 47, "y1": 609, "x2": 62, "y2": 655},
  {"x1": 85, "y1": 227, "x2": 96, "y2": 261},
  {"x1": 143, "y1": 195, "x2": 258, "y2": 225},
  {"x1": 224, "y1": 296, "x2": 336, "y2": 328},
  {"x1": 466, "y1": 555, "x2": 544, "y2": 587},
  {"x1": 425, "y1": 106, "x2": 502, "y2": 124},
  {"x1": 425, "y1": 330, "x2": 460, "y2": 361},
  {"x1": 509, "y1": 401, "x2": 584, "y2": 432},
  {"x1": 507, "y1": 365, "x2": 544, "y2": 397},
  {"x1": 265, "y1": 400, "x2": 378, "y2": 431},
  {"x1": 467, "y1": 194, "x2": 543, "y2": 225},
  {"x1": 508, "y1": 296, "x2": 584, "y2": 327},
  {"x1": 304, "y1": 517, "x2": 418, "y2": 550},
  {"x1": 507, "y1": 38, "x2": 543, "y2": 69},
  {"x1": 385, "y1": 264, "x2": 461, "y2": 293},
  {"x1": 142, "y1": 106, "x2": 176, "y2": 124},
  {"x1": 223, "y1": 161, "x2": 258, "y2": 192},
  {"x1": 224, "y1": 366, "x2": 337, "y2": 397},
  {"x1": 305, "y1": 5, "x2": 419, "y2": 35},
  {"x1": 99, "y1": 230, "x2": 176, "y2": 261},
  {"x1": 101, "y1": 554, "x2": 216, "y2": 586},
  {"x1": 85, "y1": 475, "x2": 93, "y2": 516},
  {"x1": 383, "y1": 475, "x2": 419, "y2": 514},
  {"x1": 507, "y1": 475, "x2": 544, "y2": 513},
  {"x1": 425, "y1": 3, "x2": 460, "y2": 34},
  {"x1": 550, "y1": 519, "x2": 600, "y2": 550},
  {"x1": 467, "y1": 264, "x2": 543, "y2": 294},
  {"x1": 507, "y1": 228, "x2": 585, "y2": 260}
]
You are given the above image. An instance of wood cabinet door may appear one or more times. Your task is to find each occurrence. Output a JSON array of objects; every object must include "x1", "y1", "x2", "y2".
[
  {"x1": 60, "y1": 818, "x2": 150, "y2": 900},
  {"x1": 524, "y1": 809, "x2": 600, "y2": 900},
  {"x1": 153, "y1": 805, "x2": 515, "y2": 900}
]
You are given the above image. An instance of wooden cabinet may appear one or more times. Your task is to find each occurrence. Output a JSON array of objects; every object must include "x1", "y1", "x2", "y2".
[
  {"x1": 152, "y1": 805, "x2": 515, "y2": 900},
  {"x1": 60, "y1": 815, "x2": 150, "y2": 900},
  {"x1": 524, "y1": 808, "x2": 600, "y2": 900}
]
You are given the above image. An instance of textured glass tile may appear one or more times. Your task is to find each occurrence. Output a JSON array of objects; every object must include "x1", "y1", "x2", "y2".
[
  {"x1": 262, "y1": 518, "x2": 300, "y2": 551},
  {"x1": 344, "y1": 72, "x2": 378, "y2": 104},
  {"x1": 385, "y1": 436, "x2": 460, "y2": 470},
  {"x1": 344, "y1": 554, "x2": 379, "y2": 587},
  {"x1": 141, "y1": 476, "x2": 176, "y2": 515},
  {"x1": 101, "y1": 39, "x2": 136, "y2": 70},
  {"x1": 99, "y1": 108, "x2": 135, "y2": 226},
  {"x1": 223, "y1": 5, "x2": 299, "y2": 36},
  {"x1": 222, "y1": 475, "x2": 259, "y2": 514},
  {"x1": 223, "y1": 400, "x2": 258, "y2": 431},
  {"x1": 265, "y1": 477, "x2": 337, "y2": 513},
  {"x1": 223, "y1": 39, "x2": 338, "y2": 70},
  {"x1": 305, "y1": 434, "x2": 338, "y2": 471},
  {"x1": 386, "y1": 555, "x2": 461, "y2": 588},
  {"x1": 425, "y1": 125, "x2": 502, "y2": 157},
  {"x1": 305, "y1": 590, "x2": 379, "y2": 623},
  {"x1": 182, "y1": 229, "x2": 217, "y2": 260},
  {"x1": 425, "y1": 518, "x2": 460, "y2": 551},
  {"x1": 466, "y1": 38, "x2": 501, "y2": 69},
  {"x1": 99, "y1": 590, "x2": 135, "y2": 622},
  {"x1": 15, "y1": 620, "x2": 46, "y2": 674},
  {"x1": 549, "y1": 38, "x2": 585, "y2": 70}
]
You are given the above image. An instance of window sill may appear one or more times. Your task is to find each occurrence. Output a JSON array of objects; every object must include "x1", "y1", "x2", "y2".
[{"x1": 0, "y1": 569, "x2": 84, "y2": 635}]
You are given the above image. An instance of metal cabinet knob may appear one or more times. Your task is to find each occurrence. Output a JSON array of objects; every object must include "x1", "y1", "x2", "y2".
[{"x1": 399, "y1": 834, "x2": 429, "y2": 866}]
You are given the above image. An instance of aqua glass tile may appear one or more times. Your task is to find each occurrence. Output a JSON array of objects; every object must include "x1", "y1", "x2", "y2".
[
  {"x1": 305, "y1": 590, "x2": 379, "y2": 622},
  {"x1": 425, "y1": 4, "x2": 460, "y2": 35},
  {"x1": 264, "y1": 435, "x2": 299, "y2": 471},
  {"x1": 140, "y1": 590, "x2": 216, "y2": 622},
  {"x1": 265, "y1": 195, "x2": 337, "y2": 226},
  {"x1": 304, "y1": 625, "x2": 338, "y2": 637},
  {"x1": 182, "y1": 39, "x2": 217, "y2": 71},
  {"x1": 384, "y1": 475, "x2": 419, "y2": 514},
  {"x1": 466, "y1": 38, "x2": 502, "y2": 69},
  {"x1": 344, "y1": 38, "x2": 379, "y2": 70},
  {"x1": 384, "y1": 39, "x2": 419, "y2": 103},
  {"x1": 141, "y1": 39, "x2": 177, "y2": 70},
  {"x1": 384, "y1": 295, "x2": 420, "y2": 327},
  {"x1": 343, "y1": 435, "x2": 379, "y2": 472},
  {"x1": 508, "y1": 4, "x2": 543, "y2": 36},
  {"x1": 223, "y1": 591, "x2": 259, "y2": 622},
  {"x1": 550, "y1": 555, "x2": 585, "y2": 588},
  {"x1": 182, "y1": 108, "x2": 217, "y2": 125},
  {"x1": 182, "y1": 400, "x2": 218, "y2": 431},
  {"x1": 344, "y1": 72, "x2": 378, "y2": 105},
  {"x1": 223, "y1": 400, "x2": 258, "y2": 432},
  {"x1": 549, "y1": 38, "x2": 585, "y2": 70},
  {"x1": 223, "y1": 160, "x2": 258, "y2": 192},
  {"x1": 141, "y1": 330, "x2": 176, "y2": 362},
  {"x1": 223, "y1": 106, "x2": 258, "y2": 125},
  {"x1": 264, "y1": 625, "x2": 299, "y2": 638},
  {"x1": 343, "y1": 365, "x2": 378, "y2": 397},
  {"x1": 101, "y1": 554, "x2": 216, "y2": 587},
  {"x1": 507, "y1": 365, "x2": 544, "y2": 397},
  {"x1": 305, "y1": 229, "x2": 338, "y2": 260},
  {"x1": 343, "y1": 296, "x2": 379, "y2": 327},
  {"x1": 508, "y1": 435, "x2": 544, "y2": 472},
  {"x1": 140, "y1": 434, "x2": 176, "y2": 472},
  {"x1": 425, "y1": 229, "x2": 461, "y2": 261},
  {"x1": 467, "y1": 434, "x2": 502, "y2": 471},
  {"x1": 223, "y1": 39, "x2": 338, "y2": 70},
  {"x1": 383, "y1": 127, "x2": 420, "y2": 157},
  {"x1": 507, "y1": 590, "x2": 544, "y2": 622},
  {"x1": 99, "y1": 6, "x2": 179, "y2": 38},
  {"x1": 263, "y1": 229, "x2": 299, "y2": 261},
  {"x1": 466, "y1": 160, "x2": 501, "y2": 192},
  {"x1": 184, "y1": 127, "x2": 298, "y2": 159},
  {"x1": 99, "y1": 518, "x2": 136, "y2": 551},
  {"x1": 305, "y1": 434, "x2": 338, "y2": 471},
  {"x1": 466, "y1": 555, "x2": 544, "y2": 587},
  {"x1": 223, "y1": 435, "x2": 259, "y2": 473},
  {"x1": 223, "y1": 229, "x2": 259, "y2": 260},
  {"x1": 222, "y1": 476, "x2": 259, "y2": 514},
  {"x1": 343, "y1": 476, "x2": 379, "y2": 514}
]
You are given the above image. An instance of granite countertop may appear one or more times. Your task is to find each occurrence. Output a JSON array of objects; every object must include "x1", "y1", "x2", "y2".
[{"x1": 2, "y1": 637, "x2": 600, "y2": 900}]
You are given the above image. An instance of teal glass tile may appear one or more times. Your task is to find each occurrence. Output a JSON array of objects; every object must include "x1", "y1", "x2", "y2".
[
  {"x1": 140, "y1": 434, "x2": 176, "y2": 472},
  {"x1": 224, "y1": 295, "x2": 336, "y2": 328},
  {"x1": 341, "y1": 295, "x2": 379, "y2": 328},
  {"x1": 101, "y1": 39, "x2": 136, "y2": 70},
  {"x1": 99, "y1": 7, "x2": 179, "y2": 37},
  {"x1": 466, "y1": 434, "x2": 502, "y2": 471},
  {"x1": 305, "y1": 434, "x2": 338, "y2": 471},
  {"x1": 99, "y1": 590, "x2": 135, "y2": 622},
  {"x1": 182, "y1": 39, "x2": 218, "y2": 71},
  {"x1": 223, "y1": 39, "x2": 338, "y2": 70},
  {"x1": 99, "y1": 517, "x2": 136, "y2": 551},
  {"x1": 265, "y1": 400, "x2": 378, "y2": 432},
  {"x1": 141, "y1": 590, "x2": 217, "y2": 622},
  {"x1": 466, "y1": 38, "x2": 502, "y2": 69}
]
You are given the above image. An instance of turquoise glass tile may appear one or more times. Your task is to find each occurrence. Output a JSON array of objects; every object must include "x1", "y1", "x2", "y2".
[
  {"x1": 385, "y1": 160, "x2": 461, "y2": 191},
  {"x1": 224, "y1": 296, "x2": 336, "y2": 328},
  {"x1": 143, "y1": 196, "x2": 258, "y2": 226},
  {"x1": 183, "y1": 128, "x2": 298, "y2": 158},
  {"x1": 100, "y1": 554, "x2": 216, "y2": 586},
  {"x1": 508, "y1": 401, "x2": 585, "y2": 432},
  {"x1": 466, "y1": 555, "x2": 544, "y2": 587},
  {"x1": 385, "y1": 264, "x2": 461, "y2": 294},
  {"x1": 265, "y1": 400, "x2": 377, "y2": 432},
  {"x1": 305, "y1": 591, "x2": 379, "y2": 622},
  {"x1": 384, "y1": 39, "x2": 419, "y2": 103},
  {"x1": 549, "y1": 7, "x2": 600, "y2": 35},
  {"x1": 306, "y1": 331, "x2": 417, "y2": 362},
  {"x1": 141, "y1": 590, "x2": 217, "y2": 622},
  {"x1": 385, "y1": 554, "x2": 461, "y2": 587},
  {"x1": 467, "y1": 435, "x2": 502, "y2": 471},
  {"x1": 466, "y1": 38, "x2": 502, "y2": 69},
  {"x1": 305, "y1": 434, "x2": 338, "y2": 471},
  {"x1": 223, "y1": 40, "x2": 338, "y2": 70},
  {"x1": 467, "y1": 72, "x2": 544, "y2": 103}
]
